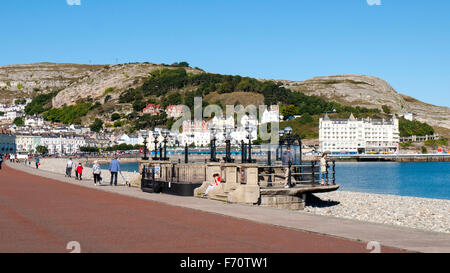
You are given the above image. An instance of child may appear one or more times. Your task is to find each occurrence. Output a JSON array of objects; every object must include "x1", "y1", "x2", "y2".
[
  {"x1": 76, "y1": 163, "x2": 84, "y2": 181},
  {"x1": 204, "y1": 173, "x2": 221, "y2": 197}
]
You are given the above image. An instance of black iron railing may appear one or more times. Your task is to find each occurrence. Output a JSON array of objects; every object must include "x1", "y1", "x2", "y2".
[{"x1": 257, "y1": 160, "x2": 336, "y2": 188}]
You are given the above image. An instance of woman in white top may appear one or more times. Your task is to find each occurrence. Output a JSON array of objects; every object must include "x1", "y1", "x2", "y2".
[{"x1": 92, "y1": 161, "x2": 102, "y2": 185}]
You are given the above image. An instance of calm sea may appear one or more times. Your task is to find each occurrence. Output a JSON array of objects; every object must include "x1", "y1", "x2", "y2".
[
  {"x1": 101, "y1": 161, "x2": 450, "y2": 200},
  {"x1": 335, "y1": 162, "x2": 450, "y2": 200}
]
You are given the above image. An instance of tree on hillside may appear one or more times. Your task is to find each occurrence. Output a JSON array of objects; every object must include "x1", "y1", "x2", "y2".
[
  {"x1": 132, "y1": 100, "x2": 147, "y2": 112},
  {"x1": 15, "y1": 98, "x2": 26, "y2": 105},
  {"x1": 382, "y1": 105, "x2": 391, "y2": 114},
  {"x1": 13, "y1": 117, "x2": 24, "y2": 127},
  {"x1": 399, "y1": 118, "x2": 434, "y2": 137},
  {"x1": 90, "y1": 118, "x2": 103, "y2": 133},
  {"x1": 171, "y1": 61, "x2": 189, "y2": 67},
  {"x1": 111, "y1": 113, "x2": 121, "y2": 121},
  {"x1": 281, "y1": 105, "x2": 297, "y2": 119}
]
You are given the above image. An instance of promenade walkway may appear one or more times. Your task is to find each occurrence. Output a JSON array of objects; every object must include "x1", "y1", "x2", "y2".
[{"x1": 2, "y1": 162, "x2": 449, "y2": 252}]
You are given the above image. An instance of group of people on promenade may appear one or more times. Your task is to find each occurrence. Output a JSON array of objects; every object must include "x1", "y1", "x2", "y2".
[
  {"x1": 65, "y1": 156, "x2": 122, "y2": 186},
  {"x1": 0, "y1": 153, "x2": 41, "y2": 169}
]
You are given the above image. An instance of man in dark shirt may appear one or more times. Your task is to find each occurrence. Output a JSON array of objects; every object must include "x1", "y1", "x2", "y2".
[{"x1": 281, "y1": 147, "x2": 293, "y2": 188}]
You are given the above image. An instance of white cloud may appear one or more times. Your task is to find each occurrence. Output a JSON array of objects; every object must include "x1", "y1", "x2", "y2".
[
  {"x1": 367, "y1": 0, "x2": 381, "y2": 5},
  {"x1": 67, "y1": 0, "x2": 81, "y2": 6}
]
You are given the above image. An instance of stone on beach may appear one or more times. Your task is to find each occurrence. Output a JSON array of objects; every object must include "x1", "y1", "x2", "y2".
[{"x1": 304, "y1": 191, "x2": 450, "y2": 234}]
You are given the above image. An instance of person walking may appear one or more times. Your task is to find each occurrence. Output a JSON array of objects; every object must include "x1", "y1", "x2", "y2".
[
  {"x1": 320, "y1": 153, "x2": 328, "y2": 185},
  {"x1": 66, "y1": 158, "x2": 73, "y2": 177},
  {"x1": 109, "y1": 155, "x2": 120, "y2": 186},
  {"x1": 92, "y1": 160, "x2": 102, "y2": 185},
  {"x1": 281, "y1": 146, "x2": 293, "y2": 188},
  {"x1": 75, "y1": 163, "x2": 84, "y2": 181},
  {"x1": 35, "y1": 156, "x2": 40, "y2": 169},
  {"x1": 0, "y1": 154, "x2": 3, "y2": 170}
]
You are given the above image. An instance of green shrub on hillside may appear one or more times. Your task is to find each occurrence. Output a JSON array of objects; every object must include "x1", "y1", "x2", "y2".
[
  {"x1": 13, "y1": 117, "x2": 24, "y2": 127},
  {"x1": 25, "y1": 91, "x2": 59, "y2": 115},
  {"x1": 15, "y1": 98, "x2": 26, "y2": 105},
  {"x1": 280, "y1": 115, "x2": 320, "y2": 139},
  {"x1": 424, "y1": 138, "x2": 448, "y2": 147},
  {"x1": 104, "y1": 87, "x2": 115, "y2": 95},
  {"x1": 43, "y1": 103, "x2": 93, "y2": 124},
  {"x1": 111, "y1": 113, "x2": 121, "y2": 121},
  {"x1": 399, "y1": 118, "x2": 434, "y2": 137},
  {"x1": 90, "y1": 118, "x2": 103, "y2": 133}
]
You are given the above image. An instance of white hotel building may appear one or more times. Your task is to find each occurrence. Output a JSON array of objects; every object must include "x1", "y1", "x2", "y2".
[{"x1": 319, "y1": 113, "x2": 399, "y2": 154}]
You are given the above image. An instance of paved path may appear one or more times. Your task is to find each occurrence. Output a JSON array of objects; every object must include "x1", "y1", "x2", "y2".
[{"x1": 2, "y1": 161, "x2": 448, "y2": 252}]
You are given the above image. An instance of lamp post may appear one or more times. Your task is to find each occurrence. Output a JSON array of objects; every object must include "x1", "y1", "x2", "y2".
[
  {"x1": 152, "y1": 131, "x2": 159, "y2": 160},
  {"x1": 162, "y1": 130, "x2": 169, "y2": 161},
  {"x1": 142, "y1": 131, "x2": 149, "y2": 160},
  {"x1": 184, "y1": 143, "x2": 189, "y2": 163},
  {"x1": 280, "y1": 126, "x2": 303, "y2": 166},
  {"x1": 210, "y1": 127, "x2": 218, "y2": 162},
  {"x1": 284, "y1": 126, "x2": 293, "y2": 148},
  {"x1": 223, "y1": 126, "x2": 233, "y2": 163},
  {"x1": 245, "y1": 122, "x2": 254, "y2": 163},
  {"x1": 277, "y1": 129, "x2": 285, "y2": 161}
]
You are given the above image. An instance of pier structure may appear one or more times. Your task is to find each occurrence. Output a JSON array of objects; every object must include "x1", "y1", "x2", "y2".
[
  {"x1": 139, "y1": 128, "x2": 339, "y2": 210},
  {"x1": 138, "y1": 159, "x2": 339, "y2": 210},
  {"x1": 329, "y1": 153, "x2": 450, "y2": 162}
]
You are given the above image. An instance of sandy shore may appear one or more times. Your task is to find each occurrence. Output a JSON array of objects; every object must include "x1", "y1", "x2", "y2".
[{"x1": 304, "y1": 191, "x2": 450, "y2": 234}]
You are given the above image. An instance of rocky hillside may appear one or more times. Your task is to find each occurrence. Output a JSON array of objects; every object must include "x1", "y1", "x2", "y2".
[
  {"x1": 0, "y1": 62, "x2": 200, "y2": 107},
  {"x1": 51, "y1": 63, "x2": 201, "y2": 108},
  {"x1": 0, "y1": 63, "x2": 104, "y2": 101},
  {"x1": 1, "y1": 63, "x2": 448, "y2": 134},
  {"x1": 284, "y1": 75, "x2": 450, "y2": 132}
]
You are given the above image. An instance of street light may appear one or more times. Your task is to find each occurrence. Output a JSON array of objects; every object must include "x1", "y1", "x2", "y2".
[
  {"x1": 277, "y1": 129, "x2": 285, "y2": 161},
  {"x1": 210, "y1": 126, "x2": 218, "y2": 162},
  {"x1": 284, "y1": 126, "x2": 293, "y2": 136},
  {"x1": 223, "y1": 126, "x2": 233, "y2": 163},
  {"x1": 141, "y1": 131, "x2": 149, "y2": 160},
  {"x1": 162, "y1": 129, "x2": 170, "y2": 161},
  {"x1": 152, "y1": 130, "x2": 159, "y2": 160},
  {"x1": 245, "y1": 122, "x2": 255, "y2": 163}
]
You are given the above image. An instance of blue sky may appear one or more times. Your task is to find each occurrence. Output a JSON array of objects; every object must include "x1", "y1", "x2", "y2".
[{"x1": 1, "y1": 0, "x2": 449, "y2": 107}]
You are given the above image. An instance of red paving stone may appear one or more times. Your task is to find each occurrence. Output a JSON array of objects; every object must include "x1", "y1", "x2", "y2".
[{"x1": 0, "y1": 165, "x2": 404, "y2": 253}]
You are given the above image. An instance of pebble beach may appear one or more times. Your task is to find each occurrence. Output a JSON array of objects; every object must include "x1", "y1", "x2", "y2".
[{"x1": 304, "y1": 191, "x2": 450, "y2": 234}]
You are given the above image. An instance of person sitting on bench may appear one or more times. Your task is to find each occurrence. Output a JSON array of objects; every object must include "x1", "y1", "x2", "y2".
[{"x1": 204, "y1": 173, "x2": 221, "y2": 197}]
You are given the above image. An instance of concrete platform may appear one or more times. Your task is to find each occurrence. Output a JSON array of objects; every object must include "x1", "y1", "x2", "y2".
[{"x1": 261, "y1": 185, "x2": 340, "y2": 196}]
